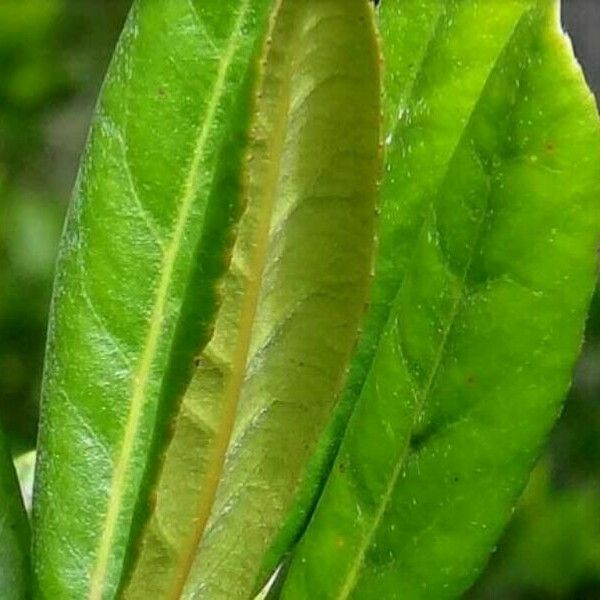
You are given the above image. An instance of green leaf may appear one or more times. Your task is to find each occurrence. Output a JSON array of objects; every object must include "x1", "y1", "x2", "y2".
[
  {"x1": 469, "y1": 462, "x2": 600, "y2": 598},
  {"x1": 280, "y1": 0, "x2": 600, "y2": 598},
  {"x1": 123, "y1": 1, "x2": 381, "y2": 598},
  {"x1": 0, "y1": 427, "x2": 30, "y2": 599},
  {"x1": 33, "y1": 0, "x2": 272, "y2": 597}
]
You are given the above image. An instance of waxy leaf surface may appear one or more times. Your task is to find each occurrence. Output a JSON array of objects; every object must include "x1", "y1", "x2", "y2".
[
  {"x1": 33, "y1": 0, "x2": 271, "y2": 597},
  {"x1": 125, "y1": 0, "x2": 381, "y2": 598},
  {"x1": 0, "y1": 428, "x2": 30, "y2": 599},
  {"x1": 281, "y1": 0, "x2": 600, "y2": 598}
]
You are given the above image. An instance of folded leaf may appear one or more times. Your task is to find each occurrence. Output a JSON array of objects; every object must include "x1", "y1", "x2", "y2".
[
  {"x1": 0, "y1": 428, "x2": 30, "y2": 599},
  {"x1": 33, "y1": 1, "x2": 271, "y2": 597},
  {"x1": 280, "y1": 0, "x2": 600, "y2": 598},
  {"x1": 124, "y1": 1, "x2": 381, "y2": 598}
]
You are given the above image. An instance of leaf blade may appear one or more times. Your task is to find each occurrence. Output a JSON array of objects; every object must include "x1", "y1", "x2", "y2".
[
  {"x1": 280, "y1": 1, "x2": 600, "y2": 598},
  {"x1": 0, "y1": 429, "x2": 30, "y2": 600},
  {"x1": 33, "y1": 1, "x2": 271, "y2": 597}
]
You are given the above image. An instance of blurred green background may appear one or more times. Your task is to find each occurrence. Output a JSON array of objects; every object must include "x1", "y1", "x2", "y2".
[{"x1": 0, "y1": 1, "x2": 598, "y2": 597}]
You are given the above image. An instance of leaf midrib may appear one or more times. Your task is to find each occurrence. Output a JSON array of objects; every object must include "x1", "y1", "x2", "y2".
[
  {"x1": 165, "y1": 1, "x2": 301, "y2": 596},
  {"x1": 87, "y1": 2, "x2": 254, "y2": 598},
  {"x1": 335, "y1": 8, "x2": 531, "y2": 598}
]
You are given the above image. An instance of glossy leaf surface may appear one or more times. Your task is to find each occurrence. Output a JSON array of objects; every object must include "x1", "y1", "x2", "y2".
[
  {"x1": 0, "y1": 428, "x2": 30, "y2": 599},
  {"x1": 124, "y1": 0, "x2": 380, "y2": 598},
  {"x1": 33, "y1": 0, "x2": 271, "y2": 597},
  {"x1": 281, "y1": 0, "x2": 600, "y2": 598}
]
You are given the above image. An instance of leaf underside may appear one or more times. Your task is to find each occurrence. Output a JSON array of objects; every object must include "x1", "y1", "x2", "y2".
[
  {"x1": 279, "y1": 1, "x2": 600, "y2": 598},
  {"x1": 124, "y1": 1, "x2": 380, "y2": 598}
]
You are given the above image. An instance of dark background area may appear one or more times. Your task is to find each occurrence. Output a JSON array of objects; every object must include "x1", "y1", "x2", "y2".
[{"x1": 0, "y1": 1, "x2": 598, "y2": 597}]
